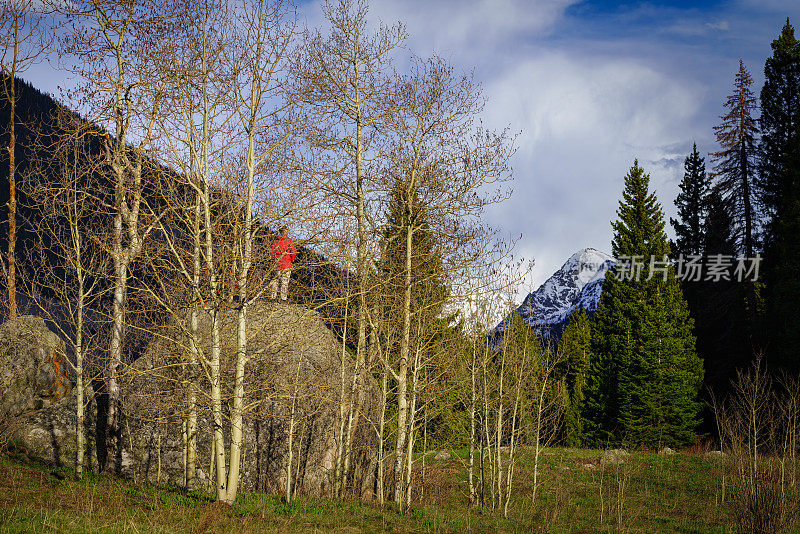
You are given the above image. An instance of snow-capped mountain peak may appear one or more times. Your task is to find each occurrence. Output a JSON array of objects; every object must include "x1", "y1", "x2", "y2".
[{"x1": 495, "y1": 248, "x2": 616, "y2": 340}]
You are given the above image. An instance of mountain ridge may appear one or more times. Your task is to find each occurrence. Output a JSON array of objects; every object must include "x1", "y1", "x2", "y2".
[{"x1": 495, "y1": 247, "x2": 616, "y2": 341}]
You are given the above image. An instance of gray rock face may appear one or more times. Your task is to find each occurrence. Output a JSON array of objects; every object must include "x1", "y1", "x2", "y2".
[
  {"x1": 9, "y1": 383, "x2": 99, "y2": 469},
  {"x1": 0, "y1": 316, "x2": 70, "y2": 417},
  {"x1": 120, "y1": 302, "x2": 379, "y2": 497},
  {"x1": 0, "y1": 316, "x2": 99, "y2": 469}
]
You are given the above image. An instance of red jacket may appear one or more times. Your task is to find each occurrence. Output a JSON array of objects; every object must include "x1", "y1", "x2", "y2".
[{"x1": 271, "y1": 235, "x2": 297, "y2": 270}]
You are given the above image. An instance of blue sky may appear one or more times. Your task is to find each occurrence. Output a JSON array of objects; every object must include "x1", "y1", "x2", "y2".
[{"x1": 22, "y1": 0, "x2": 800, "y2": 299}]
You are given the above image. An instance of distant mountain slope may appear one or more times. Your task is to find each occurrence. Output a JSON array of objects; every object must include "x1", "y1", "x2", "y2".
[
  {"x1": 0, "y1": 74, "x2": 350, "y2": 338},
  {"x1": 495, "y1": 248, "x2": 616, "y2": 342}
]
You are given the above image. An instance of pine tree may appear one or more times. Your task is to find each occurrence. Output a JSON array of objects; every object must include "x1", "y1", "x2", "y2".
[
  {"x1": 766, "y1": 193, "x2": 800, "y2": 373},
  {"x1": 558, "y1": 307, "x2": 592, "y2": 446},
  {"x1": 670, "y1": 143, "x2": 709, "y2": 257},
  {"x1": 711, "y1": 59, "x2": 759, "y2": 258},
  {"x1": 379, "y1": 176, "x2": 446, "y2": 321},
  {"x1": 759, "y1": 19, "x2": 800, "y2": 373},
  {"x1": 758, "y1": 18, "x2": 800, "y2": 247},
  {"x1": 584, "y1": 160, "x2": 703, "y2": 447},
  {"x1": 704, "y1": 188, "x2": 738, "y2": 256},
  {"x1": 669, "y1": 144, "x2": 709, "y2": 385},
  {"x1": 696, "y1": 188, "x2": 749, "y2": 394}
]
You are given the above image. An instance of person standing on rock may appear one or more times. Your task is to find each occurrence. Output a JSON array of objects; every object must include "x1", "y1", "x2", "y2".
[{"x1": 270, "y1": 225, "x2": 297, "y2": 301}]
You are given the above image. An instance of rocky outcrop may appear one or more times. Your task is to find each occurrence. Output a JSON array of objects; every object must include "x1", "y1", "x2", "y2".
[
  {"x1": 0, "y1": 316, "x2": 99, "y2": 469},
  {"x1": 600, "y1": 448, "x2": 630, "y2": 465},
  {"x1": 0, "y1": 316, "x2": 70, "y2": 417},
  {"x1": 120, "y1": 302, "x2": 378, "y2": 497}
]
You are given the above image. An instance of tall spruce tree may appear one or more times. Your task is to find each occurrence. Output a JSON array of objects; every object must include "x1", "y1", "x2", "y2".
[
  {"x1": 759, "y1": 19, "x2": 800, "y2": 373},
  {"x1": 583, "y1": 160, "x2": 703, "y2": 447},
  {"x1": 758, "y1": 18, "x2": 800, "y2": 247},
  {"x1": 379, "y1": 175, "x2": 446, "y2": 322},
  {"x1": 669, "y1": 144, "x2": 709, "y2": 345},
  {"x1": 696, "y1": 188, "x2": 749, "y2": 393},
  {"x1": 711, "y1": 59, "x2": 759, "y2": 258},
  {"x1": 670, "y1": 143, "x2": 709, "y2": 257},
  {"x1": 766, "y1": 193, "x2": 800, "y2": 373}
]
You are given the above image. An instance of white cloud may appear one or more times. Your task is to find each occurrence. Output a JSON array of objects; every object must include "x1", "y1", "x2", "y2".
[
  {"x1": 368, "y1": 0, "x2": 579, "y2": 64},
  {"x1": 485, "y1": 54, "x2": 700, "y2": 145},
  {"x1": 706, "y1": 20, "x2": 731, "y2": 31},
  {"x1": 481, "y1": 53, "x2": 703, "y2": 288},
  {"x1": 297, "y1": 0, "x2": 578, "y2": 77}
]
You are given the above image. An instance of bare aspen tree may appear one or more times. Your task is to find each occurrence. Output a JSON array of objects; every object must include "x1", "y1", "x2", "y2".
[
  {"x1": 225, "y1": 0, "x2": 297, "y2": 503},
  {"x1": 333, "y1": 262, "x2": 353, "y2": 497},
  {"x1": 528, "y1": 351, "x2": 564, "y2": 511},
  {"x1": 292, "y1": 1, "x2": 405, "y2": 493},
  {"x1": 473, "y1": 269, "x2": 563, "y2": 516},
  {"x1": 482, "y1": 327, "x2": 495, "y2": 508},
  {"x1": 60, "y1": 0, "x2": 173, "y2": 472},
  {"x1": 458, "y1": 287, "x2": 503, "y2": 508},
  {"x1": 465, "y1": 295, "x2": 497, "y2": 507},
  {"x1": 494, "y1": 314, "x2": 508, "y2": 509},
  {"x1": 143, "y1": 0, "x2": 300, "y2": 503},
  {"x1": 146, "y1": 0, "x2": 236, "y2": 495},
  {"x1": 401, "y1": 314, "x2": 454, "y2": 508},
  {"x1": 403, "y1": 322, "x2": 423, "y2": 507},
  {"x1": 142, "y1": 0, "x2": 234, "y2": 500},
  {"x1": 465, "y1": 302, "x2": 485, "y2": 507},
  {"x1": 456, "y1": 263, "x2": 523, "y2": 510},
  {"x1": 366, "y1": 303, "x2": 397, "y2": 505},
  {"x1": 284, "y1": 349, "x2": 303, "y2": 501},
  {"x1": 778, "y1": 373, "x2": 800, "y2": 488},
  {"x1": 500, "y1": 304, "x2": 558, "y2": 516},
  {"x1": 0, "y1": 0, "x2": 52, "y2": 318},
  {"x1": 714, "y1": 358, "x2": 799, "y2": 533},
  {"x1": 496, "y1": 281, "x2": 527, "y2": 516},
  {"x1": 381, "y1": 54, "x2": 514, "y2": 506},
  {"x1": 23, "y1": 110, "x2": 107, "y2": 480},
  {"x1": 460, "y1": 284, "x2": 508, "y2": 507}
]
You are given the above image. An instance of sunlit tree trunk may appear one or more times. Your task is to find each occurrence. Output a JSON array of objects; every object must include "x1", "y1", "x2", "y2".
[
  {"x1": 404, "y1": 341, "x2": 422, "y2": 507},
  {"x1": 393, "y1": 219, "x2": 413, "y2": 505},
  {"x1": 468, "y1": 330, "x2": 478, "y2": 506}
]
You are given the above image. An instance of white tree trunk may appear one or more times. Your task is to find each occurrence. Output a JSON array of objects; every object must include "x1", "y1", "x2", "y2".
[
  {"x1": 531, "y1": 374, "x2": 549, "y2": 507},
  {"x1": 106, "y1": 256, "x2": 128, "y2": 472},
  {"x1": 75, "y1": 271, "x2": 85, "y2": 480},
  {"x1": 494, "y1": 348, "x2": 506, "y2": 510},
  {"x1": 285, "y1": 355, "x2": 303, "y2": 501},
  {"x1": 393, "y1": 222, "x2": 414, "y2": 505},
  {"x1": 404, "y1": 343, "x2": 421, "y2": 507},
  {"x1": 334, "y1": 297, "x2": 349, "y2": 496},
  {"x1": 468, "y1": 333, "x2": 477, "y2": 506},
  {"x1": 378, "y1": 361, "x2": 388, "y2": 505}
]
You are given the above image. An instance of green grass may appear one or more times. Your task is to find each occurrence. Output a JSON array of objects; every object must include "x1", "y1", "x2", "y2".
[{"x1": 1, "y1": 447, "x2": 795, "y2": 533}]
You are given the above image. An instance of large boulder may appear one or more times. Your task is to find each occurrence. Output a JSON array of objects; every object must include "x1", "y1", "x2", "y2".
[
  {"x1": 120, "y1": 302, "x2": 379, "y2": 497},
  {"x1": 0, "y1": 316, "x2": 98, "y2": 469},
  {"x1": 0, "y1": 315, "x2": 70, "y2": 416}
]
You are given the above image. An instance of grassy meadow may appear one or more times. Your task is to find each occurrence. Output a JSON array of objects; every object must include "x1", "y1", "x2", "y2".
[{"x1": 0, "y1": 445, "x2": 770, "y2": 533}]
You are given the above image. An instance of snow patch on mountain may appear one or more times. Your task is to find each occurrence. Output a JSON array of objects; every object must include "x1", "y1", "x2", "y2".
[{"x1": 495, "y1": 248, "x2": 616, "y2": 339}]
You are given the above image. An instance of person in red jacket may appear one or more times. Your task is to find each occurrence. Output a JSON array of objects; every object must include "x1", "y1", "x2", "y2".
[{"x1": 270, "y1": 225, "x2": 297, "y2": 301}]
